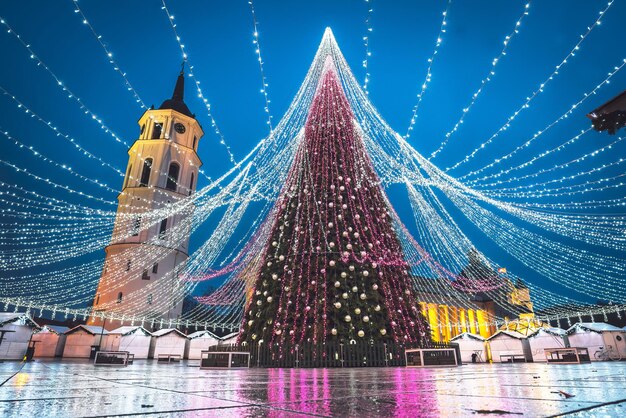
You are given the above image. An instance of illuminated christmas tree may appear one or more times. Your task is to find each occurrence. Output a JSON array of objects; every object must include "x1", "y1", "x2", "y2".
[{"x1": 239, "y1": 58, "x2": 430, "y2": 347}]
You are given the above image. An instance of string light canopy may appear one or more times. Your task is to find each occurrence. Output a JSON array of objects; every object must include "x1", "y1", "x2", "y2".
[{"x1": 0, "y1": 6, "x2": 624, "y2": 336}]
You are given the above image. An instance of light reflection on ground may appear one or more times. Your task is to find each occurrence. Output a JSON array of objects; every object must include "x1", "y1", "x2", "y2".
[{"x1": 0, "y1": 360, "x2": 624, "y2": 417}]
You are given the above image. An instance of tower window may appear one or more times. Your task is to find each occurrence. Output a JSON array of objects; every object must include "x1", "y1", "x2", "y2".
[
  {"x1": 126, "y1": 259, "x2": 131, "y2": 271},
  {"x1": 140, "y1": 158, "x2": 152, "y2": 187},
  {"x1": 131, "y1": 216, "x2": 141, "y2": 236},
  {"x1": 152, "y1": 122, "x2": 162, "y2": 139},
  {"x1": 166, "y1": 162, "x2": 180, "y2": 191},
  {"x1": 124, "y1": 164, "x2": 132, "y2": 189},
  {"x1": 189, "y1": 173, "x2": 195, "y2": 196},
  {"x1": 140, "y1": 124, "x2": 146, "y2": 135},
  {"x1": 95, "y1": 294, "x2": 100, "y2": 306},
  {"x1": 117, "y1": 292, "x2": 123, "y2": 303},
  {"x1": 159, "y1": 218, "x2": 168, "y2": 239},
  {"x1": 142, "y1": 269, "x2": 150, "y2": 280},
  {"x1": 147, "y1": 294, "x2": 153, "y2": 305},
  {"x1": 152, "y1": 263, "x2": 158, "y2": 274},
  {"x1": 192, "y1": 135, "x2": 197, "y2": 150}
]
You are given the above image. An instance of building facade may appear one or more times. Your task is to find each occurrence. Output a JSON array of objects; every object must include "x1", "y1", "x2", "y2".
[{"x1": 416, "y1": 278, "x2": 533, "y2": 342}]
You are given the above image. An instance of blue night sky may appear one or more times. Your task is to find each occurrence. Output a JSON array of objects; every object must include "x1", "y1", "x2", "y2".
[{"x1": 1, "y1": 1, "x2": 625, "y2": 306}]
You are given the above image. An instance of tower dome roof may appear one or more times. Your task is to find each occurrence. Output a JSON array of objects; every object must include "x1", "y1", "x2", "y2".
[{"x1": 159, "y1": 65, "x2": 194, "y2": 118}]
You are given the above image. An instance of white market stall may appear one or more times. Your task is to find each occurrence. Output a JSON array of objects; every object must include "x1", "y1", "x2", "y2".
[
  {"x1": 32, "y1": 325, "x2": 69, "y2": 358},
  {"x1": 151, "y1": 329, "x2": 188, "y2": 360},
  {"x1": 527, "y1": 328, "x2": 568, "y2": 362},
  {"x1": 102, "y1": 326, "x2": 153, "y2": 359},
  {"x1": 63, "y1": 325, "x2": 108, "y2": 358},
  {"x1": 487, "y1": 330, "x2": 532, "y2": 363},
  {"x1": 449, "y1": 332, "x2": 487, "y2": 363},
  {"x1": 567, "y1": 322, "x2": 626, "y2": 361},
  {"x1": 187, "y1": 330, "x2": 220, "y2": 360},
  {"x1": 0, "y1": 313, "x2": 40, "y2": 360}
]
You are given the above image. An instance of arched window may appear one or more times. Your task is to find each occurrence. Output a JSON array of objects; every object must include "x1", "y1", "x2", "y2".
[
  {"x1": 140, "y1": 158, "x2": 152, "y2": 187},
  {"x1": 117, "y1": 292, "x2": 123, "y2": 303},
  {"x1": 166, "y1": 162, "x2": 180, "y2": 191},
  {"x1": 189, "y1": 173, "x2": 195, "y2": 196},
  {"x1": 192, "y1": 135, "x2": 197, "y2": 150},
  {"x1": 124, "y1": 164, "x2": 132, "y2": 189}
]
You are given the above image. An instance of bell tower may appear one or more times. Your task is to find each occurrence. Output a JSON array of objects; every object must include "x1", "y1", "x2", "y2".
[{"x1": 90, "y1": 66, "x2": 203, "y2": 329}]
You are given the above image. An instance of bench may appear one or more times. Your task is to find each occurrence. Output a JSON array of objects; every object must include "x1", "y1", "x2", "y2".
[
  {"x1": 545, "y1": 347, "x2": 590, "y2": 364},
  {"x1": 157, "y1": 354, "x2": 181, "y2": 363},
  {"x1": 200, "y1": 351, "x2": 250, "y2": 369},
  {"x1": 94, "y1": 351, "x2": 133, "y2": 366},
  {"x1": 405, "y1": 348, "x2": 459, "y2": 367},
  {"x1": 499, "y1": 354, "x2": 527, "y2": 363}
]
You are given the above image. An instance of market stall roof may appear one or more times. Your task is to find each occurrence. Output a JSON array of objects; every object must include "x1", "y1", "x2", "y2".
[
  {"x1": 219, "y1": 332, "x2": 239, "y2": 341},
  {"x1": 566, "y1": 322, "x2": 624, "y2": 334},
  {"x1": 65, "y1": 325, "x2": 108, "y2": 335},
  {"x1": 188, "y1": 330, "x2": 219, "y2": 340},
  {"x1": 486, "y1": 330, "x2": 526, "y2": 341},
  {"x1": 0, "y1": 313, "x2": 40, "y2": 329},
  {"x1": 450, "y1": 332, "x2": 486, "y2": 342},
  {"x1": 108, "y1": 326, "x2": 152, "y2": 336},
  {"x1": 35, "y1": 325, "x2": 69, "y2": 334},
  {"x1": 527, "y1": 327, "x2": 567, "y2": 338},
  {"x1": 152, "y1": 328, "x2": 188, "y2": 338}
]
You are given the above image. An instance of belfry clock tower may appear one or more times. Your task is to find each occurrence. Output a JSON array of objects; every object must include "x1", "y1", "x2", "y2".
[{"x1": 89, "y1": 67, "x2": 203, "y2": 329}]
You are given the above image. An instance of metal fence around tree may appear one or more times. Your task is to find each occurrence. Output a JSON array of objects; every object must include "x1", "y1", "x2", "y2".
[{"x1": 207, "y1": 340, "x2": 459, "y2": 368}]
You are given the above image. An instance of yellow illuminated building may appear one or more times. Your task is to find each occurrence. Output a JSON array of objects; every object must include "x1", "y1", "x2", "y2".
[{"x1": 415, "y1": 278, "x2": 533, "y2": 342}]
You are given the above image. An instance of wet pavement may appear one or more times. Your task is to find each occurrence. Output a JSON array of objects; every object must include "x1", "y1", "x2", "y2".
[{"x1": 0, "y1": 360, "x2": 625, "y2": 417}]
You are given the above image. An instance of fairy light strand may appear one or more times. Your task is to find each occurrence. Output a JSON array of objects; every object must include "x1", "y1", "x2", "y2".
[
  {"x1": 405, "y1": 0, "x2": 451, "y2": 140},
  {"x1": 445, "y1": 0, "x2": 616, "y2": 172},
  {"x1": 248, "y1": 0, "x2": 274, "y2": 134},
  {"x1": 429, "y1": 2, "x2": 531, "y2": 159},
  {"x1": 160, "y1": 0, "x2": 237, "y2": 165},
  {"x1": 361, "y1": 0, "x2": 374, "y2": 94},
  {"x1": 70, "y1": 0, "x2": 147, "y2": 109}
]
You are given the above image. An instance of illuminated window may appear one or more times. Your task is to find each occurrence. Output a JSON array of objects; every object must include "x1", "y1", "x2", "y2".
[{"x1": 166, "y1": 162, "x2": 180, "y2": 191}]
